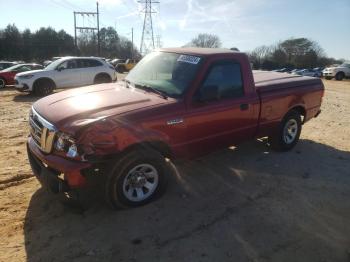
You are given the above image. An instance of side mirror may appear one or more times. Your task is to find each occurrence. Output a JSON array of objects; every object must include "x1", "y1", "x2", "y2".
[
  {"x1": 56, "y1": 67, "x2": 64, "y2": 72},
  {"x1": 197, "y1": 85, "x2": 219, "y2": 102}
]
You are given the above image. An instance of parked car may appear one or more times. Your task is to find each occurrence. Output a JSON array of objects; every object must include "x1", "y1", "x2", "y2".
[
  {"x1": 0, "y1": 64, "x2": 43, "y2": 88},
  {"x1": 313, "y1": 67, "x2": 324, "y2": 76},
  {"x1": 292, "y1": 69, "x2": 321, "y2": 77},
  {"x1": 14, "y1": 57, "x2": 117, "y2": 96},
  {"x1": 115, "y1": 59, "x2": 138, "y2": 73},
  {"x1": 273, "y1": 68, "x2": 290, "y2": 73},
  {"x1": 290, "y1": 69, "x2": 300, "y2": 74},
  {"x1": 323, "y1": 62, "x2": 350, "y2": 80},
  {"x1": 0, "y1": 61, "x2": 17, "y2": 71},
  {"x1": 26, "y1": 48, "x2": 324, "y2": 208},
  {"x1": 111, "y1": 58, "x2": 126, "y2": 67}
]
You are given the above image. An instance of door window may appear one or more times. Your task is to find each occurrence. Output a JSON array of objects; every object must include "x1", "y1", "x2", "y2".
[
  {"x1": 58, "y1": 60, "x2": 78, "y2": 70},
  {"x1": 198, "y1": 61, "x2": 244, "y2": 100}
]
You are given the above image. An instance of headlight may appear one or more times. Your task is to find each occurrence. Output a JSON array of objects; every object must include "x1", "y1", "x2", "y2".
[
  {"x1": 55, "y1": 132, "x2": 79, "y2": 158},
  {"x1": 19, "y1": 74, "x2": 34, "y2": 79}
]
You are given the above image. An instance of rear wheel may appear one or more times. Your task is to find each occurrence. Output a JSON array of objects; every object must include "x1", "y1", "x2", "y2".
[
  {"x1": 269, "y1": 110, "x2": 302, "y2": 151},
  {"x1": 335, "y1": 72, "x2": 344, "y2": 81},
  {"x1": 0, "y1": 78, "x2": 6, "y2": 88},
  {"x1": 94, "y1": 74, "x2": 112, "y2": 84},
  {"x1": 104, "y1": 148, "x2": 168, "y2": 209},
  {"x1": 33, "y1": 79, "x2": 54, "y2": 96}
]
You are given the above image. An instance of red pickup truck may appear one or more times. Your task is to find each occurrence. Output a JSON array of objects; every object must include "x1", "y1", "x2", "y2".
[{"x1": 27, "y1": 48, "x2": 324, "y2": 208}]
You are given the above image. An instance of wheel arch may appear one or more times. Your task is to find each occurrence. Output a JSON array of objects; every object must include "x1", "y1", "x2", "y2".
[{"x1": 287, "y1": 105, "x2": 306, "y2": 123}]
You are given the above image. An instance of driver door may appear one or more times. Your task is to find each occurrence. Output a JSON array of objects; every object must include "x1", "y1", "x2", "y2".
[
  {"x1": 185, "y1": 60, "x2": 258, "y2": 156},
  {"x1": 54, "y1": 59, "x2": 82, "y2": 88}
]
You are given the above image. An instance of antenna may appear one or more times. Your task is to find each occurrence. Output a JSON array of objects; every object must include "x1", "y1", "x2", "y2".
[{"x1": 138, "y1": 0, "x2": 159, "y2": 55}]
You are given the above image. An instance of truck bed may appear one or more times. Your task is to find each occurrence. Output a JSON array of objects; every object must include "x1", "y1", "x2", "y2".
[{"x1": 253, "y1": 70, "x2": 321, "y2": 92}]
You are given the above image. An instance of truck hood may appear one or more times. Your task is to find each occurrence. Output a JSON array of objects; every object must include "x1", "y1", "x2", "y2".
[{"x1": 33, "y1": 82, "x2": 170, "y2": 132}]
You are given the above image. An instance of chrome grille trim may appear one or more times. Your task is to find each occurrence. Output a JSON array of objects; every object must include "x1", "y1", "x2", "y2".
[{"x1": 29, "y1": 107, "x2": 57, "y2": 153}]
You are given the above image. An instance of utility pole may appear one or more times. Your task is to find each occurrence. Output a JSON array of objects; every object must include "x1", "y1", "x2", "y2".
[
  {"x1": 96, "y1": 2, "x2": 100, "y2": 56},
  {"x1": 138, "y1": 0, "x2": 159, "y2": 55},
  {"x1": 73, "y1": 2, "x2": 100, "y2": 56},
  {"x1": 74, "y1": 12, "x2": 77, "y2": 53}
]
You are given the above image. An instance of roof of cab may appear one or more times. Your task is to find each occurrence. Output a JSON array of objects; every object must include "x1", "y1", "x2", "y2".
[{"x1": 157, "y1": 47, "x2": 242, "y2": 56}]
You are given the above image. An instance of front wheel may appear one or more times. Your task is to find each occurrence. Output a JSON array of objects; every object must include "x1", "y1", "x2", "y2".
[
  {"x1": 104, "y1": 148, "x2": 168, "y2": 209},
  {"x1": 335, "y1": 72, "x2": 344, "y2": 81},
  {"x1": 33, "y1": 79, "x2": 54, "y2": 96},
  {"x1": 269, "y1": 110, "x2": 302, "y2": 151}
]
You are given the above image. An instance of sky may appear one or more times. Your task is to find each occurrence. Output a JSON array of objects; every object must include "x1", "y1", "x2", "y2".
[{"x1": 1, "y1": 0, "x2": 349, "y2": 60}]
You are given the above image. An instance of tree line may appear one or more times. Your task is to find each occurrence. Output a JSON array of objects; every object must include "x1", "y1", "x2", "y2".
[
  {"x1": 186, "y1": 33, "x2": 344, "y2": 69},
  {"x1": 0, "y1": 24, "x2": 139, "y2": 62}
]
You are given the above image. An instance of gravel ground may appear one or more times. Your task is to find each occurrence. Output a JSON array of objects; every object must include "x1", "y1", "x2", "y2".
[{"x1": 0, "y1": 78, "x2": 349, "y2": 262}]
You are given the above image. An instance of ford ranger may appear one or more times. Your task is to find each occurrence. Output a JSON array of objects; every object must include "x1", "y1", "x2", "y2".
[{"x1": 27, "y1": 48, "x2": 324, "y2": 208}]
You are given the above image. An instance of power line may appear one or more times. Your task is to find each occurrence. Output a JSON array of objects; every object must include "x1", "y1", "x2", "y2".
[{"x1": 73, "y1": 2, "x2": 101, "y2": 56}]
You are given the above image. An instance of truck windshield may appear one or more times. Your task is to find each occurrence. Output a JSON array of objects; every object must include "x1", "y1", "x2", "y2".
[{"x1": 125, "y1": 51, "x2": 202, "y2": 98}]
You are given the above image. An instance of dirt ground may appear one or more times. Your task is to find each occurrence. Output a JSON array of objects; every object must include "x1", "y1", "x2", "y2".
[{"x1": 0, "y1": 78, "x2": 349, "y2": 262}]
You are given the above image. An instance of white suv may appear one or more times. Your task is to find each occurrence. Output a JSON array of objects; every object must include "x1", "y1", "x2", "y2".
[
  {"x1": 323, "y1": 62, "x2": 350, "y2": 81},
  {"x1": 15, "y1": 57, "x2": 117, "y2": 96}
]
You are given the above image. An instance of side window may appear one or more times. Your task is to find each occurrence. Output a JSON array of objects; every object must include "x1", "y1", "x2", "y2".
[
  {"x1": 67, "y1": 60, "x2": 78, "y2": 69},
  {"x1": 59, "y1": 60, "x2": 78, "y2": 70},
  {"x1": 199, "y1": 62, "x2": 244, "y2": 100},
  {"x1": 88, "y1": 59, "x2": 103, "y2": 67},
  {"x1": 77, "y1": 59, "x2": 89, "y2": 68}
]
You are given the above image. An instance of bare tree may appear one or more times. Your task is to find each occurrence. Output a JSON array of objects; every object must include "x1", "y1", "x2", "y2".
[
  {"x1": 187, "y1": 33, "x2": 222, "y2": 48},
  {"x1": 248, "y1": 45, "x2": 271, "y2": 69}
]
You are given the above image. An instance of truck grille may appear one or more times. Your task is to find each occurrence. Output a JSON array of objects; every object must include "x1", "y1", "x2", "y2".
[{"x1": 29, "y1": 107, "x2": 56, "y2": 153}]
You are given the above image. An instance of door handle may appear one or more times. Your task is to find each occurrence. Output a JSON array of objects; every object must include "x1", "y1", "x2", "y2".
[{"x1": 240, "y1": 103, "x2": 249, "y2": 111}]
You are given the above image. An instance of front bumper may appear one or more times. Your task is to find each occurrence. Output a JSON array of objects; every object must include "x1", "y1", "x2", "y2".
[
  {"x1": 323, "y1": 72, "x2": 335, "y2": 77},
  {"x1": 14, "y1": 79, "x2": 30, "y2": 92},
  {"x1": 27, "y1": 137, "x2": 91, "y2": 193}
]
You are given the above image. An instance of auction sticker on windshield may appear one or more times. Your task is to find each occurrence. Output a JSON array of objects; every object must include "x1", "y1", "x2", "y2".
[{"x1": 177, "y1": 55, "x2": 201, "y2": 64}]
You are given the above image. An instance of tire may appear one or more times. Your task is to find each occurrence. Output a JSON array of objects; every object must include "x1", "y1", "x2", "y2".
[
  {"x1": 269, "y1": 110, "x2": 302, "y2": 151},
  {"x1": 104, "y1": 148, "x2": 168, "y2": 209},
  {"x1": 33, "y1": 78, "x2": 54, "y2": 96},
  {"x1": 94, "y1": 74, "x2": 112, "y2": 84},
  {"x1": 325, "y1": 76, "x2": 332, "y2": 80},
  {"x1": 0, "y1": 78, "x2": 6, "y2": 88},
  {"x1": 335, "y1": 72, "x2": 344, "y2": 81}
]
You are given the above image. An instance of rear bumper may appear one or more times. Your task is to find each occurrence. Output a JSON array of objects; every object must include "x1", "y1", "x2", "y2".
[{"x1": 27, "y1": 137, "x2": 91, "y2": 193}]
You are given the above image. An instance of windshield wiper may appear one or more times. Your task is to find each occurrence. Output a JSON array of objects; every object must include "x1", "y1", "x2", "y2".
[{"x1": 134, "y1": 83, "x2": 168, "y2": 99}]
